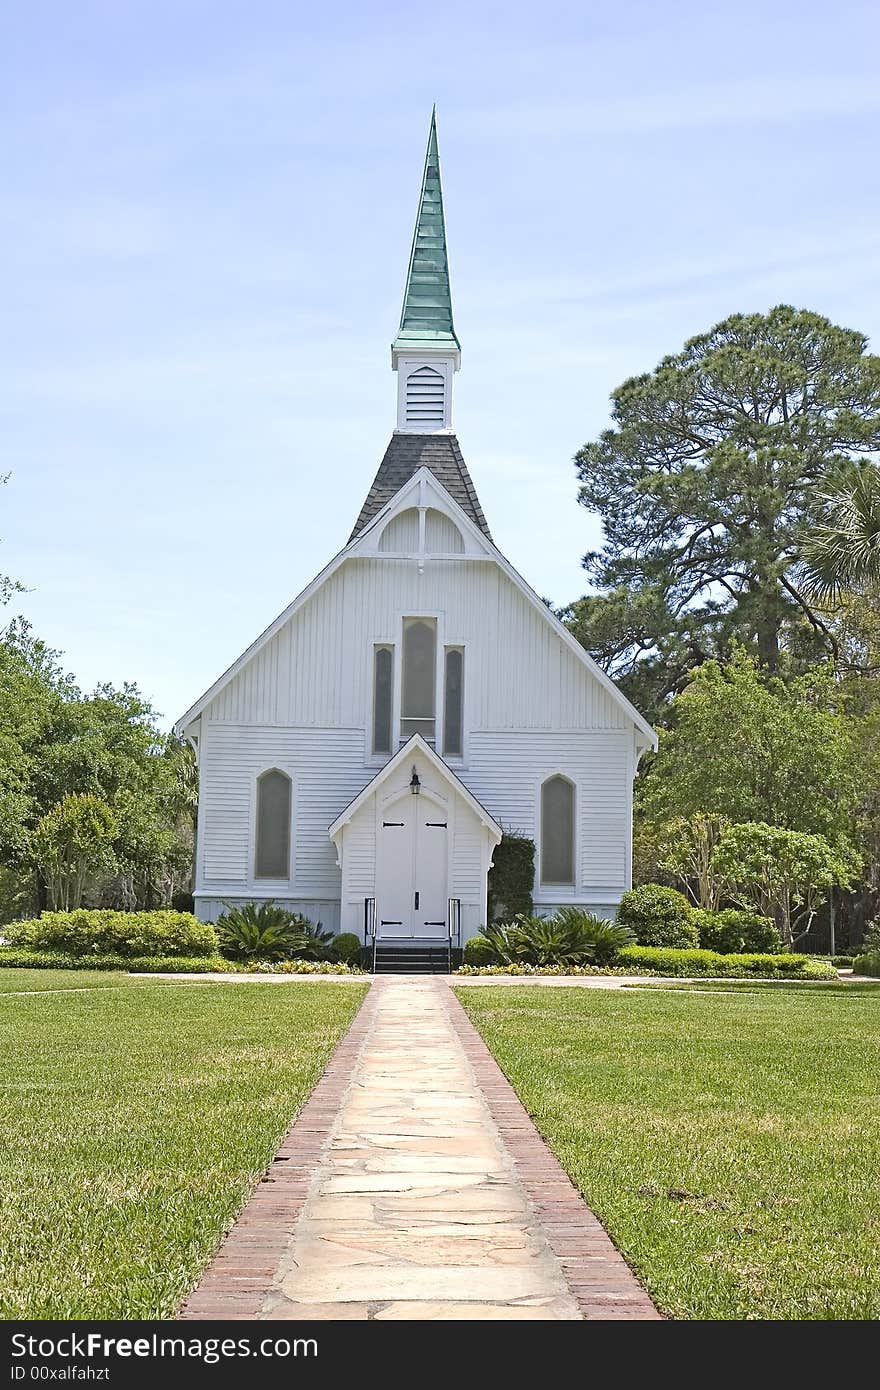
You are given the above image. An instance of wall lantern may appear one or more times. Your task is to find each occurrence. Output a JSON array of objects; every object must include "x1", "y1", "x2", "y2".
[{"x1": 410, "y1": 767, "x2": 421, "y2": 795}]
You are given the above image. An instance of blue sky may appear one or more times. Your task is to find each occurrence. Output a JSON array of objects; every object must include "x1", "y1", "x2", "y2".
[{"x1": 3, "y1": 0, "x2": 879, "y2": 727}]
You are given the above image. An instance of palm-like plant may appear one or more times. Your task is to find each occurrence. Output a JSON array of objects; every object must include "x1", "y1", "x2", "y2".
[
  {"x1": 801, "y1": 465, "x2": 880, "y2": 602},
  {"x1": 216, "y1": 901, "x2": 327, "y2": 960}
]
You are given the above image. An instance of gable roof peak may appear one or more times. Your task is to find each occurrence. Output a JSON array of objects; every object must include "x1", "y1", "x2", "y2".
[{"x1": 392, "y1": 108, "x2": 460, "y2": 360}]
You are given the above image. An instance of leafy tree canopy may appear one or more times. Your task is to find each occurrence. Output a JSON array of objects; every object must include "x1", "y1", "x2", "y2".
[
  {"x1": 568, "y1": 306, "x2": 880, "y2": 714},
  {"x1": 636, "y1": 650, "x2": 859, "y2": 851}
]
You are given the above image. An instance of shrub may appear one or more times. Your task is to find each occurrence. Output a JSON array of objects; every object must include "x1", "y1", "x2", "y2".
[
  {"x1": 5, "y1": 909, "x2": 217, "y2": 959},
  {"x1": 853, "y1": 951, "x2": 880, "y2": 978},
  {"x1": 487, "y1": 833, "x2": 535, "y2": 921},
  {"x1": 617, "y1": 945, "x2": 836, "y2": 978},
  {"x1": 552, "y1": 907, "x2": 635, "y2": 964},
  {"x1": 463, "y1": 935, "x2": 496, "y2": 966},
  {"x1": 693, "y1": 908, "x2": 780, "y2": 954},
  {"x1": 465, "y1": 911, "x2": 633, "y2": 968},
  {"x1": 617, "y1": 885, "x2": 698, "y2": 948},
  {"x1": 0, "y1": 947, "x2": 362, "y2": 975},
  {"x1": 0, "y1": 947, "x2": 225, "y2": 973},
  {"x1": 331, "y1": 932, "x2": 362, "y2": 965},
  {"x1": 831, "y1": 956, "x2": 855, "y2": 969},
  {"x1": 861, "y1": 921, "x2": 880, "y2": 954},
  {"x1": 216, "y1": 902, "x2": 327, "y2": 960}
]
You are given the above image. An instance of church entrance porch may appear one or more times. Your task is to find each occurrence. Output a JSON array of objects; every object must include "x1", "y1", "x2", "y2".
[
  {"x1": 329, "y1": 734, "x2": 502, "y2": 955},
  {"x1": 376, "y1": 790, "x2": 448, "y2": 941}
]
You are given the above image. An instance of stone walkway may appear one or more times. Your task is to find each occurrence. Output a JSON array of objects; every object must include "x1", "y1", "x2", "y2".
[{"x1": 181, "y1": 977, "x2": 659, "y2": 1321}]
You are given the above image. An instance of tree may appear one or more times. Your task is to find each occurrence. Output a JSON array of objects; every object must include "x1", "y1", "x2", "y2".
[
  {"x1": 569, "y1": 306, "x2": 880, "y2": 710},
  {"x1": 31, "y1": 794, "x2": 118, "y2": 911},
  {"x1": 637, "y1": 651, "x2": 859, "y2": 848},
  {"x1": 657, "y1": 813, "x2": 731, "y2": 910},
  {"x1": 801, "y1": 463, "x2": 880, "y2": 602},
  {"x1": 0, "y1": 622, "x2": 195, "y2": 917},
  {"x1": 711, "y1": 822, "x2": 859, "y2": 946}
]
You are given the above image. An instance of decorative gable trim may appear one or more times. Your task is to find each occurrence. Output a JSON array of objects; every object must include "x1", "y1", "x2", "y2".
[
  {"x1": 174, "y1": 468, "x2": 657, "y2": 750},
  {"x1": 328, "y1": 734, "x2": 502, "y2": 842}
]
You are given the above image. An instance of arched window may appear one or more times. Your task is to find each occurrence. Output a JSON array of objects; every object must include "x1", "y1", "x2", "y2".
[
  {"x1": 255, "y1": 769, "x2": 291, "y2": 878},
  {"x1": 401, "y1": 617, "x2": 437, "y2": 741},
  {"x1": 540, "y1": 776, "x2": 575, "y2": 886}
]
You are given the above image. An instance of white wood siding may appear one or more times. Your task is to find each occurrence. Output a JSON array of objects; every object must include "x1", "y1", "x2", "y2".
[{"x1": 205, "y1": 558, "x2": 628, "y2": 731}]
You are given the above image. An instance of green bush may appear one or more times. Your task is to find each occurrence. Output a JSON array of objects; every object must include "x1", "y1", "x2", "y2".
[
  {"x1": 617, "y1": 885, "x2": 698, "y2": 948},
  {"x1": 617, "y1": 945, "x2": 836, "y2": 978},
  {"x1": 861, "y1": 921, "x2": 880, "y2": 954},
  {"x1": 693, "y1": 908, "x2": 780, "y2": 954},
  {"x1": 4, "y1": 909, "x2": 216, "y2": 959},
  {"x1": 216, "y1": 902, "x2": 333, "y2": 960},
  {"x1": 0, "y1": 947, "x2": 226, "y2": 973},
  {"x1": 831, "y1": 956, "x2": 855, "y2": 969},
  {"x1": 331, "y1": 932, "x2": 362, "y2": 965},
  {"x1": 463, "y1": 935, "x2": 496, "y2": 966},
  {"x1": 551, "y1": 907, "x2": 635, "y2": 964},
  {"x1": 0, "y1": 947, "x2": 362, "y2": 975},
  {"x1": 465, "y1": 911, "x2": 633, "y2": 968},
  {"x1": 487, "y1": 833, "x2": 535, "y2": 921},
  {"x1": 853, "y1": 951, "x2": 880, "y2": 978}
]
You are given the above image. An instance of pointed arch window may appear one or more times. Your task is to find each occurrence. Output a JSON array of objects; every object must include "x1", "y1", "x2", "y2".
[
  {"x1": 401, "y1": 617, "x2": 436, "y2": 741},
  {"x1": 540, "y1": 775, "x2": 575, "y2": 886},
  {"x1": 255, "y1": 769, "x2": 292, "y2": 879}
]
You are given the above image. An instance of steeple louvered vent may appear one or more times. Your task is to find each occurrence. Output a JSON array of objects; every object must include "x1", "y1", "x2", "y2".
[{"x1": 405, "y1": 366, "x2": 445, "y2": 427}]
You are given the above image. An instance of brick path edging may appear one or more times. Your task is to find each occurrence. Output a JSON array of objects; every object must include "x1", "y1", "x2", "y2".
[
  {"x1": 178, "y1": 983, "x2": 379, "y2": 1320},
  {"x1": 441, "y1": 983, "x2": 662, "y2": 1321}
]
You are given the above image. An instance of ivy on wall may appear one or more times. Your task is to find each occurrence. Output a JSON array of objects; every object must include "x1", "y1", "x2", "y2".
[{"x1": 487, "y1": 832, "x2": 535, "y2": 923}]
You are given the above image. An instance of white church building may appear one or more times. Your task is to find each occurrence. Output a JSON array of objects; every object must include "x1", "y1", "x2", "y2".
[{"x1": 175, "y1": 113, "x2": 655, "y2": 963}]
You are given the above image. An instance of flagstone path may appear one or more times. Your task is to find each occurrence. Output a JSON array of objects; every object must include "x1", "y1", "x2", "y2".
[{"x1": 181, "y1": 977, "x2": 659, "y2": 1321}]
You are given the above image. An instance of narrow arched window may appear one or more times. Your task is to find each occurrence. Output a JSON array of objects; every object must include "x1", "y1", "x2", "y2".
[
  {"x1": 255, "y1": 769, "x2": 291, "y2": 878},
  {"x1": 373, "y1": 645, "x2": 393, "y2": 754},
  {"x1": 401, "y1": 617, "x2": 436, "y2": 741},
  {"x1": 541, "y1": 776, "x2": 574, "y2": 886}
]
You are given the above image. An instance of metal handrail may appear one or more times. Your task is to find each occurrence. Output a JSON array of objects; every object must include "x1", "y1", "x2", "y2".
[
  {"x1": 447, "y1": 897, "x2": 461, "y2": 973},
  {"x1": 364, "y1": 897, "x2": 377, "y2": 975}
]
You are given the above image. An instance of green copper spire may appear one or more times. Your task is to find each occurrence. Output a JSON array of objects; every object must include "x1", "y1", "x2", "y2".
[{"x1": 392, "y1": 108, "x2": 460, "y2": 357}]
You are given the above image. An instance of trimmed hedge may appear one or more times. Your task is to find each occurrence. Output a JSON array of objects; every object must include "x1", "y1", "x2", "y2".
[
  {"x1": 617, "y1": 885, "x2": 699, "y2": 948},
  {"x1": 0, "y1": 947, "x2": 362, "y2": 975},
  {"x1": 4, "y1": 910, "x2": 217, "y2": 959},
  {"x1": 617, "y1": 946, "x2": 836, "y2": 979},
  {"x1": 853, "y1": 952, "x2": 880, "y2": 978},
  {"x1": 487, "y1": 833, "x2": 535, "y2": 922},
  {"x1": 831, "y1": 956, "x2": 855, "y2": 969}
]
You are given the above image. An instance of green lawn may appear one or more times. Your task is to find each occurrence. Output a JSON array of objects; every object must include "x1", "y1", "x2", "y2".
[
  {"x1": 456, "y1": 984, "x2": 880, "y2": 1320},
  {"x1": 0, "y1": 968, "x2": 159, "y2": 994},
  {"x1": 625, "y1": 979, "x2": 880, "y2": 997},
  {"x1": 0, "y1": 971, "x2": 367, "y2": 1319}
]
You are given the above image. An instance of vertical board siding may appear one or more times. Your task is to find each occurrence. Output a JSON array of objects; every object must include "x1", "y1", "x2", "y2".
[{"x1": 205, "y1": 558, "x2": 628, "y2": 731}]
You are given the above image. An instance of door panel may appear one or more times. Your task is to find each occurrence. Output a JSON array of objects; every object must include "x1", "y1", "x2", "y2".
[
  {"x1": 377, "y1": 804, "x2": 416, "y2": 938},
  {"x1": 416, "y1": 815, "x2": 448, "y2": 939},
  {"x1": 376, "y1": 797, "x2": 449, "y2": 940}
]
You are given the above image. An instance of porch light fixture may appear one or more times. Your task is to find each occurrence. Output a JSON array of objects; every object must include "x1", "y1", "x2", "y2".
[{"x1": 410, "y1": 767, "x2": 421, "y2": 795}]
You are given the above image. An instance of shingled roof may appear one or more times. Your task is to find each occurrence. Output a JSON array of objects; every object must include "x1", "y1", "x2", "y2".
[{"x1": 349, "y1": 433, "x2": 491, "y2": 542}]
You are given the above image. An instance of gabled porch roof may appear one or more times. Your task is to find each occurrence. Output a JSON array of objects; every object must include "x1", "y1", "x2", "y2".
[{"x1": 328, "y1": 734, "x2": 502, "y2": 844}]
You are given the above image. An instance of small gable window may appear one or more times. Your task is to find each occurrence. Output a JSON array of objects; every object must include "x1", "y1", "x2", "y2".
[
  {"x1": 373, "y1": 645, "x2": 394, "y2": 755},
  {"x1": 540, "y1": 775, "x2": 575, "y2": 886},
  {"x1": 443, "y1": 648, "x2": 464, "y2": 757},
  {"x1": 405, "y1": 366, "x2": 445, "y2": 428},
  {"x1": 255, "y1": 769, "x2": 292, "y2": 879},
  {"x1": 401, "y1": 617, "x2": 436, "y2": 742}
]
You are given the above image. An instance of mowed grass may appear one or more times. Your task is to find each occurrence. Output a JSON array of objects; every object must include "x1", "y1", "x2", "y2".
[
  {"x1": 0, "y1": 968, "x2": 161, "y2": 994},
  {"x1": 0, "y1": 972, "x2": 367, "y2": 1319},
  {"x1": 625, "y1": 979, "x2": 880, "y2": 997},
  {"x1": 456, "y1": 984, "x2": 880, "y2": 1320}
]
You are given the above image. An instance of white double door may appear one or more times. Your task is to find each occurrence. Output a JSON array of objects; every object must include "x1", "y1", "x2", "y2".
[{"x1": 376, "y1": 797, "x2": 448, "y2": 940}]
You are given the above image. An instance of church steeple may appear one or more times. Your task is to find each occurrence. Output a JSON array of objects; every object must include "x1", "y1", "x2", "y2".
[{"x1": 392, "y1": 109, "x2": 460, "y2": 433}]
